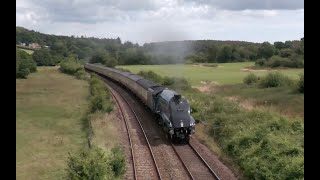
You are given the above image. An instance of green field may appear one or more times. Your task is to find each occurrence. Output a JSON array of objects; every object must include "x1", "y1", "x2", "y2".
[
  {"x1": 118, "y1": 62, "x2": 304, "y2": 86},
  {"x1": 18, "y1": 47, "x2": 34, "y2": 54},
  {"x1": 16, "y1": 67, "x2": 89, "y2": 179}
]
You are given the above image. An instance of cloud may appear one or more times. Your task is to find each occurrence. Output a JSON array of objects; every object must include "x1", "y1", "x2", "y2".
[
  {"x1": 16, "y1": 0, "x2": 304, "y2": 44},
  {"x1": 186, "y1": 0, "x2": 304, "y2": 10}
]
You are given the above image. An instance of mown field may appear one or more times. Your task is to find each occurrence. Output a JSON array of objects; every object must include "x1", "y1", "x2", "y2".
[
  {"x1": 117, "y1": 62, "x2": 303, "y2": 86},
  {"x1": 16, "y1": 67, "x2": 89, "y2": 179}
]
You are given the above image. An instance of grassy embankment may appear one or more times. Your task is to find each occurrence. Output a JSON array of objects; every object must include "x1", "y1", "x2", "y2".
[{"x1": 118, "y1": 62, "x2": 304, "y2": 179}]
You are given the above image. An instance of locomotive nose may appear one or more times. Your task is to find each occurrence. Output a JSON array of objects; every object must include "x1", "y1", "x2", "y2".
[{"x1": 172, "y1": 116, "x2": 190, "y2": 128}]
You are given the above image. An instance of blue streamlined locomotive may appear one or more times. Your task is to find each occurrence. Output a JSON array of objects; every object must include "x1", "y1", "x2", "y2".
[{"x1": 84, "y1": 63, "x2": 195, "y2": 142}]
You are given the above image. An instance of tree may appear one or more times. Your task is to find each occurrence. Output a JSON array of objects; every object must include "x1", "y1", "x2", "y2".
[
  {"x1": 257, "y1": 42, "x2": 275, "y2": 59},
  {"x1": 207, "y1": 45, "x2": 218, "y2": 63},
  {"x1": 279, "y1": 48, "x2": 293, "y2": 58},
  {"x1": 274, "y1": 41, "x2": 288, "y2": 49},
  {"x1": 89, "y1": 51, "x2": 118, "y2": 67},
  {"x1": 32, "y1": 49, "x2": 54, "y2": 66},
  {"x1": 217, "y1": 45, "x2": 232, "y2": 63},
  {"x1": 16, "y1": 49, "x2": 37, "y2": 78}
]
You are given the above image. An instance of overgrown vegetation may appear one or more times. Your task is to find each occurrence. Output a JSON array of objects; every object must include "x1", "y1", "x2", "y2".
[
  {"x1": 66, "y1": 145, "x2": 125, "y2": 180},
  {"x1": 243, "y1": 71, "x2": 299, "y2": 90},
  {"x1": 88, "y1": 74, "x2": 113, "y2": 113},
  {"x1": 59, "y1": 65, "x2": 123, "y2": 179},
  {"x1": 16, "y1": 48, "x2": 37, "y2": 78},
  {"x1": 59, "y1": 56, "x2": 87, "y2": 79},
  {"x1": 186, "y1": 91, "x2": 304, "y2": 179},
  {"x1": 259, "y1": 72, "x2": 293, "y2": 88},
  {"x1": 32, "y1": 48, "x2": 63, "y2": 66},
  {"x1": 139, "y1": 70, "x2": 304, "y2": 179},
  {"x1": 243, "y1": 73, "x2": 259, "y2": 85}
]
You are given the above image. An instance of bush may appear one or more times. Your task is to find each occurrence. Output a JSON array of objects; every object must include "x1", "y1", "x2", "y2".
[
  {"x1": 89, "y1": 75, "x2": 113, "y2": 113},
  {"x1": 256, "y1": 55, "x2": 304, "y2": 68},
  {"x1": 16, "y1": 49, "x2": 37, "y2": 78},
  {"x1": 32, "y1": 49, "x2": 56, "y2": 66},
  {"x1": 60, "y1": 57, "x2": 84, "y2": 75},
  {"x1": 16, "y1": 68, "x2": 30, "y2": 79},
  {"x1": 243, "y1": 73, "x2": 259, "y2": 85},
  {"x1": 110, "y1": 146, "x2": 126, "y2": 177},
  {"x1": 297, "y1": 74, "x2": 304, "y2": 93},
  {"x1": 75, "y1": 69, "x2": 87, "y2": 80},
  {"x1": 66, "y1": 147, "x2": 115, "y2": 180},
  {"x1": 259, "y1": 72, "x2": 293, "y2": 88},
  {"x1": 265, "y1": 56, "x2": 291, "y2": 68},
  {"x1": 255, "y1": 58, "x2": 266, "y2": 66}
]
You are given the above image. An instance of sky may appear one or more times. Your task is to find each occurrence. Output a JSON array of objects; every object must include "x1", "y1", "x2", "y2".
[{"x1": 16, "y1": 0, "x2": 304, "y2": 45}]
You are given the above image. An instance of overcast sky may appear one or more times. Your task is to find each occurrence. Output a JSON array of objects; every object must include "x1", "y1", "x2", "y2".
[{"x1": 16, "y1": 0, "x2": 304, "y2": 45}]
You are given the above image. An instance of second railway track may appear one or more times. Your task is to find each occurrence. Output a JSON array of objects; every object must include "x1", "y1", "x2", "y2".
[{"x1": 105, "y1": 80, "x2": 162, "y2": 180}]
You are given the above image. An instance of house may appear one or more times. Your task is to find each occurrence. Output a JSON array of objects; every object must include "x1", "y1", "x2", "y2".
[{"x1": 29, "y1": 43, "x2": 41, "y2": 49}]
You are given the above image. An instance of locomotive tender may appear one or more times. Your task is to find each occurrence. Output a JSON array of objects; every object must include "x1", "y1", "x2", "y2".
[{"x1": 84, "y1": 63, "x2": 195, "y2": 142}]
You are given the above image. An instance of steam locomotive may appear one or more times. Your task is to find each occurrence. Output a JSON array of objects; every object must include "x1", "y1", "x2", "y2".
[{"x1": 84, "y1": 63, "x2": 195, "y2": 142}]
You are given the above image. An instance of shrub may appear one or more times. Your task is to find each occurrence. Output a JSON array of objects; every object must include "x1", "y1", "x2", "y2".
[
  {"x1": 259, "y1": 72, "x2": 292, "y2": 88},
  {"x1": 16, "y1": 49, "x2": 37, "y2": 78},
  {"x1": 89, "y1": 75, "x2": 113, "y2": 113},
  {"x1": 243, "y1": 73, "x2": 259, "y2": 85},
  {"x1": 110, "y1": 146, "x2": 126, "y2": 177},
  {"x1": 255, "y1": 58, "x2": 266, "y2": 66},
  {"x1": 60, "y1": 57, "x2": 83, "y2": 75},
  {"x1": 265, "y1": 56, "x2": 291, "y2": 68},
  {"x1": 75, "y1": 69, "x2": 87, "y2": 80},
  {"x1": 90, "y1": 95, "x2": 112, "y2": 113},
  {"x1": 66, "y1": 147, "x2": 114, "y2": 180},
  {"x1": 32, "y1": 49, "x2": 55, "y2": 66},
  {"x1": 256, "y1": 55, "x2": 304, "y2": 68},
  {"x1": 16, "y1": 68, "x2": 30, "y2": 79}
]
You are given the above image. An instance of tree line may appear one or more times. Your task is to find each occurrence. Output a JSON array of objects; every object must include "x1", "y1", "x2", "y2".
[{"x1": 16, "y1": 26, "x2": 304, "y2": 69}]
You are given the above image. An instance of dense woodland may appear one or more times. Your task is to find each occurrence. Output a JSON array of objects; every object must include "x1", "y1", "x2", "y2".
[{"x1": 16, "y1": 26, "x2": 304, "y2": 78}]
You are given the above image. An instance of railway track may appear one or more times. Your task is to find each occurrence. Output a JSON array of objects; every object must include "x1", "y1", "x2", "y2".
[
  {"x1": 172, "y1": 143, "x2": 220, "y2": 180},
  {"x1": 105, "y1": 81, "x2": 162, "y2": 180},
  {"x1": 96, "y1": 73, "x2": 222, "y2": 180}
]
